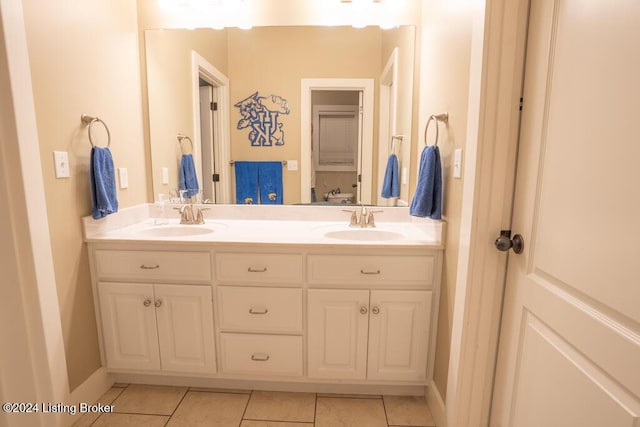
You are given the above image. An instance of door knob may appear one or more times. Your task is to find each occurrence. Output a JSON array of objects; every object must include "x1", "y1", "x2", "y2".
[{"x1": 494, "y1": 230, "x2": 524, "y2": 254}]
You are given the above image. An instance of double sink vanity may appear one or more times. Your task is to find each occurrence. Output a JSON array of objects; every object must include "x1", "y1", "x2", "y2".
[{"x1": 83, "y1": 204, "x2": 444, "y2": 394}]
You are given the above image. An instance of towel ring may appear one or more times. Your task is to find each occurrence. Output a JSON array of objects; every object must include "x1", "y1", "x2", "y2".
[
  {"x1": 389, "y1": 135, "x2": 403, "y2": 153},
  {"x1": 177, "y1": 134, "x2": 194, "y2": 155},
  {"x1": 81, "y1": 114, "x2": 111, "y2": 148},
  {"x1": 424, "y1": 113, "x2": 449, "y2": 147}
]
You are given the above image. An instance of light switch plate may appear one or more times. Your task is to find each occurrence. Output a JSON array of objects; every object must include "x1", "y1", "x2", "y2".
[
  {"x1": 287, "y1": 160, "x2": 298, "y2": 171},
  {"x1": 402, "y1": 167, "x2": 408, "y2": 185},
  {"x1": 118, "y1": 167, "x2": 129, "y2": 189},
  {"x1": 453, "y1": 149, "x2": 463, "y2": 179},
  {"x1": 53, "y1": 151, "x2": 70, "y2": 178},
  {"x1": 161, "y1": 167, "x2": 169, "y2": 185}
]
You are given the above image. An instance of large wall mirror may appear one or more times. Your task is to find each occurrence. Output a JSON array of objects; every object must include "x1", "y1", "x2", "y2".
[{"x1": 145, "y1": 25, "x2": 415, "y2": 206}]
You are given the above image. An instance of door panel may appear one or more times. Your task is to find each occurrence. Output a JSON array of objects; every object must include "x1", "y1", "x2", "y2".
[
  {"x1": 367, "y1": 290, "x2": 431, "y2": 381},
  {"x1": 98, "y1": 282, "x2": 160, "y2": 371},
  {"x1": 154, "y1": 284, "x2": 216, "y2": 374},
  {"x1": 491, "y1": 0, "x2": 640, "y2": 424},
  {"x1": 511, "y1": 311, "x2": 637, "y2": 427},
  {"x1": 307, "y1": 289, "x2": 369, "y2": 379}
]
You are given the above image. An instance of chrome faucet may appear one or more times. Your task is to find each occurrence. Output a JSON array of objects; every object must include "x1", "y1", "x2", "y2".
[
  {"x1": 177, "y1": 204, "x2": 206, "y2": 224},
  {"x1": 345, "y1": 205, "x2": 380, "y2": 228}
]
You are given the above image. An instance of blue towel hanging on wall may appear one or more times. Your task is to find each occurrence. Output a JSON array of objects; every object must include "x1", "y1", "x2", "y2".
[
  {"x1": 410, "y1": 145, "x2": 442, "y2": 219},
  {"x1": 234, "y1": 161, "x2": 259, "y2": 204},
  {"x1": 258, "y1": 161, "x2": 283, "y2": 204},
  {"x1": 179, "y1": 154, "x2": 200, "y2": 198},
  {"x1": 381, "y1": 153, "x2": 400, "y2": 198},
  {"x1": 90, "y1": 146, "x2": 118, "y2": 219}
]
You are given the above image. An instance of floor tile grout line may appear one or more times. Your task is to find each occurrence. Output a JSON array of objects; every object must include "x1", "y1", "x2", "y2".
[
  {"x1": 166, "y1": 387, "x2": 190, "y2": 422},
  {"x1": 314, "y1": 392, "x2": 318, "y2": 425},
  {"x1": 381, "y1": 395, "x2": 391, "y2": 427},
  {"x1": 238, "y1": 389, "x2": 253, "y2": 426}
]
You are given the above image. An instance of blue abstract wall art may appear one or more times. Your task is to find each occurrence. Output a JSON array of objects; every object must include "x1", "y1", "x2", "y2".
[{"x1": 234, "y1": 92, "x2": 290, "y2": 147}]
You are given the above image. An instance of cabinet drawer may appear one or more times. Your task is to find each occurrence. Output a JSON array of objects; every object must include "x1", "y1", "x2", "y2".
[
  {"x1": 94, "y1": 250, "x2": 211, "y2": 282},
  {"x1": 307, "y1": 254, "x2": 434, "y2": 286},
  {"x1": 216, "y1": 252, "x2": 302, "y2": 284},
  {"x1": 218, "y1": 286, "x2": 302, "y2": 333},
  {"x1": 220, "y1": 333, "x2": 303, "y2": 376}
]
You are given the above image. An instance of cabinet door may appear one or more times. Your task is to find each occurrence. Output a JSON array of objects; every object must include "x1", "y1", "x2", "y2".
[
  {"x1": 367, "y1": 290, "x2": 431, "y2": 381},
  {"x1": 154, "y1": 284, "x2": 216, "y2": 374},
  {"x1": 307, "y1": 289, "x2": 369, "y2": 379},
  {"x1": 98, "y1": 282, "x2": 160, "y2": 371}
]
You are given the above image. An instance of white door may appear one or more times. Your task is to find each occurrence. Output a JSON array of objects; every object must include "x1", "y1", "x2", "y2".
[
  {"x1": 367, "y1": 290, "x2": 431, "y2": 381},
  {"x1": 155, "y1": 284, "x2": 216, "y2": 374},
  {"x1": 98, "y1": 282, "x2": 160, "y2": 371},
  {"x1": 491, "y1": 1, "x2": 640, "y2": 426},
  {"x1": 199, "y1": 85, "x2": 216, "y2": 202},
  {"x1": 307, "y1": 289, "x2": 369, "y2": 379}
]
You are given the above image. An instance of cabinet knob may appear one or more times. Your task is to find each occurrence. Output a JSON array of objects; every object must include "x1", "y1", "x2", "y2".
[
  {"x1": 360, "y1": 306, "x2": 368, "y2": 314},
  {"x1": 371, "y1": 306, "x2": 380, "y2": 315},
  {"x1": 143, "y1": 298, "x2": 152, "y2": 307},
  {"x1": 154, "y1": 299, "x2": 163, "y2": 308}
]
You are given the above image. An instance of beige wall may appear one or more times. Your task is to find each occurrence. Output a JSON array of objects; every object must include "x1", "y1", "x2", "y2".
[
  {"x1": 22, "y1": 0, "x2": 148, "y2": 390},
  {"x1": 418, "y1": 2, "x2": 474, "y2": 401},
  {"x1": 145, "y1": 29, "x2": 228, "y2": 197}
]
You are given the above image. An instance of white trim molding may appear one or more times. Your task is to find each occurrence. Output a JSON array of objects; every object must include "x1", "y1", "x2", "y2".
[
  {"x1": 300, "y1": 78, "x2": 375, "y2": 204},
  {"x1": 445, "y1": 0, "x2": 530, "y2": 426},
  {"x1": 191, "y1": 50, "x2": 231, "y2": 203},
  {"x1": 426, "y1": 381, "x2": 448, "y2": 427}
]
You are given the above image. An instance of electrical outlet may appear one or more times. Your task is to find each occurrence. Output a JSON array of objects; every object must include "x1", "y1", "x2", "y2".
[
  {"x1": 287, "y1": 160, "x2": 298, "y2": 171},
  {"x1": 53, "y1": 151, "x2": 70, "y2": 178}
]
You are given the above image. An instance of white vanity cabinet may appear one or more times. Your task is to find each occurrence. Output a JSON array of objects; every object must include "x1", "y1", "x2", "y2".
[
  {"x1": 98, "y1": 282, "x2": 216, "y2": 374},
  {"x1": 307, "y1": 251, "x2": 440, "y2": 383},
  {"x1": 91, "y1": 248, "x2": 216, "y2": 375},
  {"x1": 85, "y1": 214, "x2": 443, "y2": 392},
  {"x1": 308, "y1": 289, "x2": 431, "y2": 381},
  {"x1": 215, "y1": 251, "x2": 305, "y2": 377}
]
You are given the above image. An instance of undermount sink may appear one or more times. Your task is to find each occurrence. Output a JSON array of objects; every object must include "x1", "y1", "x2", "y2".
[
  {"x1": 323, "y1": 228, "x2": 405, "y2": 241},
  {"x1": 137, "y1": 225, "x2": 215, "y2": 237}
]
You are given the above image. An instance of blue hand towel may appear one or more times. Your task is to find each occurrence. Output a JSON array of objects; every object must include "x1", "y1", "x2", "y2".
[
  {"x1": 179, "y1": 154, "x2": 199, "y2": 198},
  {"x1": 410, "y1": 146, "x2": 442, "y2": 219},
  {"x1": 234, "y1": 161, "x2": 259, "y2": 204},
  {"x1": 258, "y1": 161, "x2": 283, "y2": 204},
  {"x1": 381, "y1": 153, "x2": 400, "y2": 198},
  {"x1": 90, "y1": 146, "x2": 118, "y2": 219}
]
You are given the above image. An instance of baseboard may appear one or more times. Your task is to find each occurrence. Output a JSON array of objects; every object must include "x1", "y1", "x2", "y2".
[
  {"x1": 112, "y1": 373, "x2": 425, "y2": 396},
  {"x1": 426, "y1": 380, "x2": 447, "y2": 427},
  {"x1": 68, "y1": 367, "x2": 114, "y2": 408}
]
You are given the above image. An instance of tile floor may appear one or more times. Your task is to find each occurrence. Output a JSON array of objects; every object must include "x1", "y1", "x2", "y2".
[{"x1": 73, "y1": 383, "x2": 436, "y2": 426}]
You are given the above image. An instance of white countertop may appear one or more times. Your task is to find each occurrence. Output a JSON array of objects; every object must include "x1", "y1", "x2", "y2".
[{"x1": 83, "y1": 204, "x2": 444, "y2": 249}]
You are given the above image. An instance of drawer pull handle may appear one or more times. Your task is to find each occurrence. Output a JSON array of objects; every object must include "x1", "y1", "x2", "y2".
[
  {"x1": 360, "y1": 269, "x2": 381, "y2": 275},
  {"x1": 251, "y1": 354, "x2": 270, "y2": 362},
  {"x1": 143, "y1": 298, "x2": 152, "y2": 307},
  {"x1": 248, "y1": 267, "x2": 268, "y2": 273},
  {"x1": 140, "y1": 264, "x2": 160, "y2": 270},
  {"x1": 249, "y1": 308, "x2": 269, "y2": 315},
  {"x1": 372, "y1": 306, "x2": 380, "y2": 315}
]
